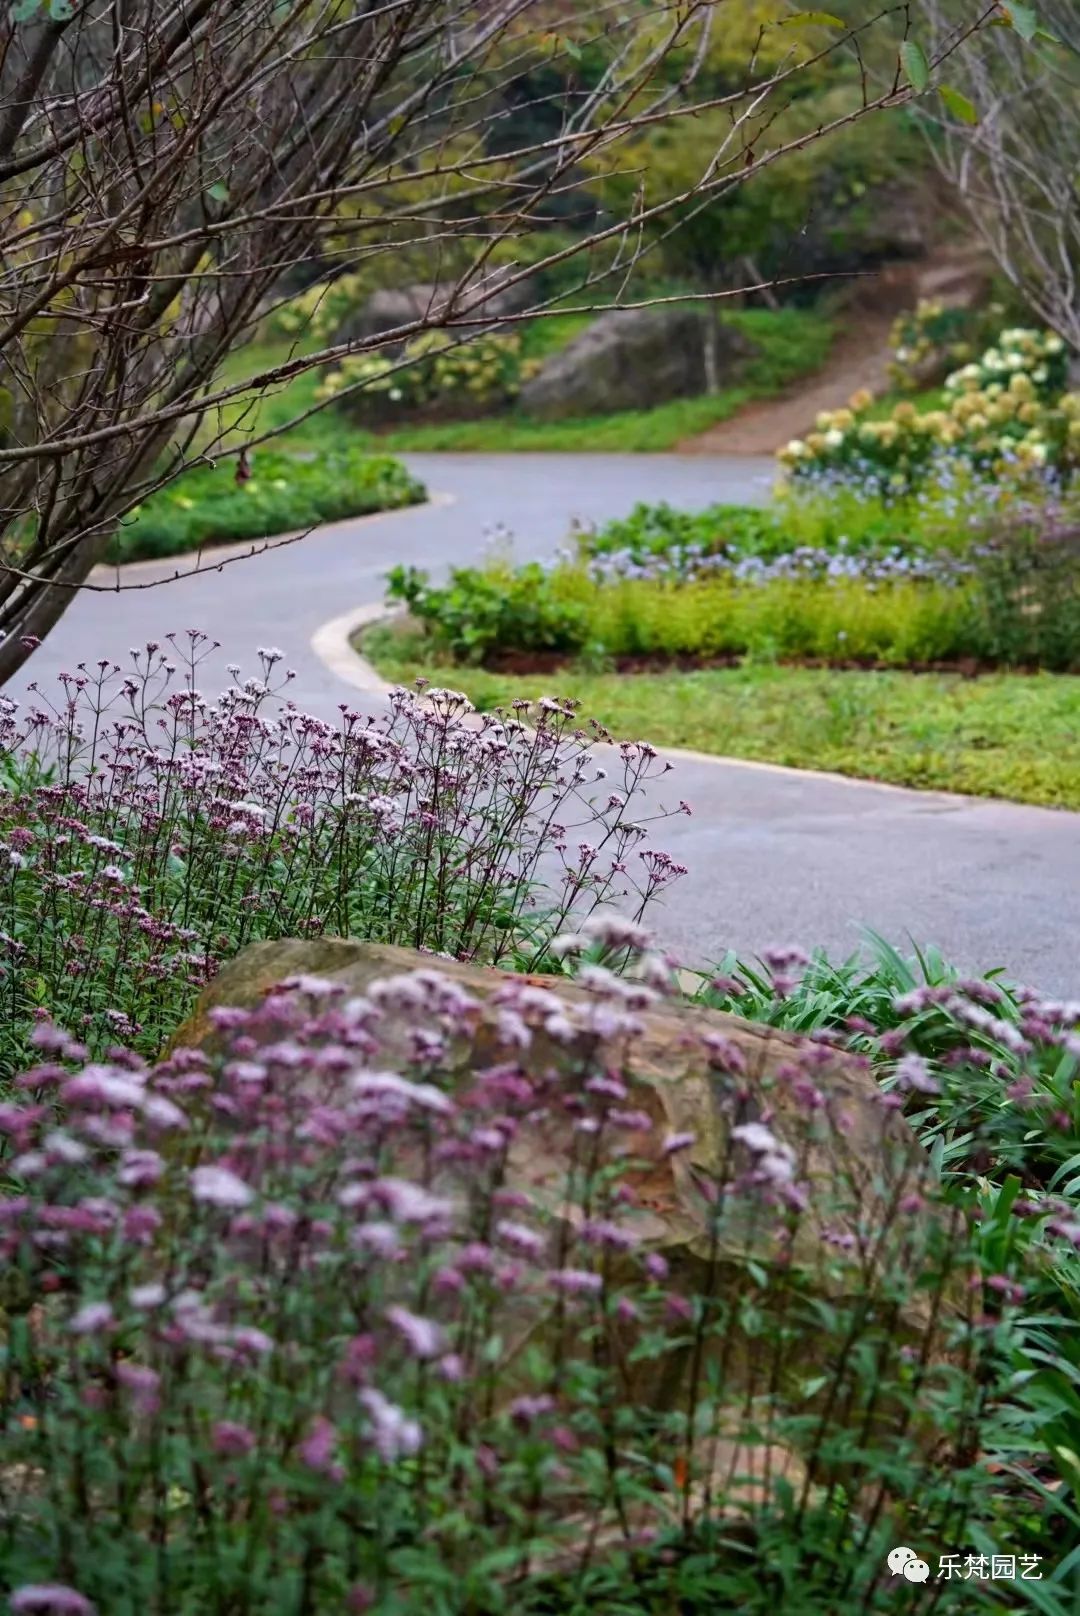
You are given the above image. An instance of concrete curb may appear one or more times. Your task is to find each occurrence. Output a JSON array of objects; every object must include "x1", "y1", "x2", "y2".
[
  {"x1": 310, "y1": 601, "x2": 400, "y2": 698},
  {"x1": 310, "y1": 600, "x2": 974, "y2": 802}
]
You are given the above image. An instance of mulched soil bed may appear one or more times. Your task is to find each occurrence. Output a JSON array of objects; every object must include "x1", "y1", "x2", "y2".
[{"x1": 482, "y1": 649, "x2": 1053, "y2": 679}]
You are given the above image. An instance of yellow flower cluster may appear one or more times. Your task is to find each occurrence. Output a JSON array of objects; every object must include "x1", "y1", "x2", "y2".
[
  {"x1": 270, "y1": 274, "x2": 364, "y2": 343},
  {"x1": 890, "y1": 297, "x2": 944, "y2": 360},
  {"x1": 318, "y1": 332, "x2": 523, "y2": 412},
  {"x1": 887, "y1": 298, "x2": 977, "y2": 392},
  {"x1": 945, "y1": 326, "x2": 1066, "y2": 399},
  {"x1": 780, "y1": 326, "x2": 1079, "y2": 489}
]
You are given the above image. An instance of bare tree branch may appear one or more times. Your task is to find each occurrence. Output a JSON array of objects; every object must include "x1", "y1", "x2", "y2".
[{"x1": 921, "y1": 0, "x2": 1080, "y2": 351}]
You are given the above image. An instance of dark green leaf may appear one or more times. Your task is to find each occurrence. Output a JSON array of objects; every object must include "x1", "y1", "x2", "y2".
[
  {"x1": 939, "y1": 85, "x2": 978, "y2": 124},
  {"x1": 900, "y1": 39, "x2": 931, "y2": 92}
]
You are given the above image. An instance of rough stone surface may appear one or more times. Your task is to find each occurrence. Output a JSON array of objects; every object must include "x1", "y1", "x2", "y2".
[
  {"x1": 518, "y1": 308, "x2": 758, "y2": 420},
  {"x1": 169, "y1": 938, "x2": 964, "y2": 1492},
  {"x1": 174, "y1": 938, "x2": 945, "y2": 1319}
]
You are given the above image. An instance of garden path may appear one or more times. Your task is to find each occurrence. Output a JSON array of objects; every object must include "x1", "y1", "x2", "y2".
[
  {"x1": 25, "y1": 452, "x2": 1080, "y2": 993},
  {"x1": 678, "y1": 312, "x2": 896, "y2": 455},
  {"x1": 679, "y1": 248, "x2": 989, "y2": 455}
]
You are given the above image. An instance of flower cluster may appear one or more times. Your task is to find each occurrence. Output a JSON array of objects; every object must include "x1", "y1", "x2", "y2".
[
  {"x1": 0, "y1": 937, "x2": 1034, "y2": 1611},
  {"x1": 780, "y1": 327, "x2": 1079, "y2": 494},
  {"x1": 886, "y1": 297, "x2": 1001, "y2": 393},
  {"x1": 318, "y1": 331, "x2": 529, "y2": 417},
  {"x1": 945, "y1": 326, "x2": 1068, "y2": 401},
  {"x1": 0, "y1": 633, "x2": 683, "y2": 1073},
  {"x1": 266, "y1": 271, "x2": 367, "y2": 344},
  {"x1": 580, "y1": 539, "x2": 961, "y2": 588}
]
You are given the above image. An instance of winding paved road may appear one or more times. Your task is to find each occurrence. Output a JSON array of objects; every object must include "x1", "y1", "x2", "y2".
[{"x1": 20, "y1": 453, "x2": 1080, "y2": 994}]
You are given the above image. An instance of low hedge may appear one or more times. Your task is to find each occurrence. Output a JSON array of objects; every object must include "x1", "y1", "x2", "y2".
[
  {"x1": 390, "y1": 489, "x2": 1080, "y2": 672},
  {"x1": 111, "y1": 449, "x2": 425, "y2": 563},
  {"x1": 387, "y1": 539, "x2": 1080, "y2": 672}
]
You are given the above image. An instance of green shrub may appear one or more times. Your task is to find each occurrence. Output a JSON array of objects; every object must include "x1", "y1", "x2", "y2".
[
  {"x1": 113, "y1": 450, "x2": 424, "y2": 563},
  {"x1": 386, "y1": 560, "x2": 591, "y2": 663},
  {"x1": 581, "y1": 485, "x2": 989, "y2": 572},
  {"x1": 319, "y1": 331, "x2": 527, "y2": 421},
  {"x1": 391, "y1": 469, "x2": 1080, "y2": 674},
  {"x1": 388, "y1": 558, "x2": 997, "y2": 669},
  {"x1": 266, "y1": 270, "x2": 367, "y2": 344},
  {"x1": 699, "y1": 930, "x2": 1080, "y2": 1574},
  {"x1": 974, "y1": 507, "x2": 1080, "y2": 669},
  {"x1": 582, "y1": 500, "x2": 782, "y2": 565},
  {"x1": 887, "y1": 297, "x2": 1008, "y2": 393}
]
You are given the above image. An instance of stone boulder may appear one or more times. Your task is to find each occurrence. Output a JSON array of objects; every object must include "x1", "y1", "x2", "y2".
[
  {"x1": 518, "y1": 307, "x2": 758, "y2": 420},
  {"x1": 174, "y1": 939, "x2": 952, "y2": 1338},
  {"x1": 168, "y1": 939, "x2": 968, "y2": 1508}
]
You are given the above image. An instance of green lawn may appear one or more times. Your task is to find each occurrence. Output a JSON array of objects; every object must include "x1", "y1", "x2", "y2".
[
  {"x1": 370, "y1": 387, "x2": 771, "y2": 452},
  {"x1": 363, "y1": 623, "x2": 1080, "y2": 809},
  {"x1": 195, "y1": 306, "x2": 835, "y2": 457}
]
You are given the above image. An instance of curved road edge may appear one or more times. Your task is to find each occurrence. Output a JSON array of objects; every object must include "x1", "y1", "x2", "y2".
[{"x1": 310, "y1": 599, "x2": 1006, "y2": 805}]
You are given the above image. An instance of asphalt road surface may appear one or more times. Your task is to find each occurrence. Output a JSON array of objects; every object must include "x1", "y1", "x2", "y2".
[{"x1": 14, "y1": 453, "x2": 1080, "y2": 994}]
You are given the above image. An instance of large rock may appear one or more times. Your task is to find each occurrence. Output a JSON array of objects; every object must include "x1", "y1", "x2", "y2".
[
  {"x1": 518, "y1": 307, "x2": 758, "y2": 420},
  {"x1": 174, "y1": 939, "x2": 950, "y2": 1335},
  {"x1": 165, "y1": 940, "x2": 967, "y2": 1533},
  {"x1": 169, "y1": 938, "x2": 969, "y2": 1508}
]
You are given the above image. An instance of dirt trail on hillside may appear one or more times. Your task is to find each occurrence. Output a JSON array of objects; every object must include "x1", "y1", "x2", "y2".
[{"x1": 680, "y1": 250, "x2": 988, "y2": 457}]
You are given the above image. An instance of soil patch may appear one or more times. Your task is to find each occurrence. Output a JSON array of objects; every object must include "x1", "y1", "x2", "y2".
[{"x1": 448, "y1": 648, "x2": 1058, "y2": 680}]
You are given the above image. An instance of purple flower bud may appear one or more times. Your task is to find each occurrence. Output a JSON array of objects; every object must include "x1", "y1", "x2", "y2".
[
  {"x1": 359, "y1": 1388, "x2": 422, "y2": 1462},
  {"x1": 116, "y1": 1362, "x2": 161, "y2": 1415},
  {"x1": 122, "y1": 1205, "x2": 162, "y2": 1244},
  {"x1": 298, "y1": 1416, "x2": 338, "y2": 1474},
  {"x1": 495, "y1": 1219, "x2": 545, "y2": 1258},
  {"x1": 510, "y1": 1393, "x2": 554, "y2": 1428},
  {"x1": 11, "y1": 1587, "x2": 96, "y2": 1615},
  {"x1": 549, "y1": 1268, "x2": 602, "y2": 1296},
  {"x1": 190, "y1": 1164, "x2": 253, "y2": 1208},
  {"x1": 212, "y1": 1421, "x2": 256, "y2": 1458},
  {"x1": 475, "y1": 1443, "x2": 500, "y2": 1479},
  {"x1": 117, "y1": 1149, "x2": 164, "y2": 1188},
  {"x1": 385, "y1": 1305, "x2": 443, "y2": 1360},
  {"x1": 69, "y1": 1301, "x2": 114, "y2": 1336},
  {"x1": 665, "y1": 1292, "x2": 694, "y2": 1323},
  {"x1": 893, "y1": 1054, "x2": 941, "y2": 1096}
]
